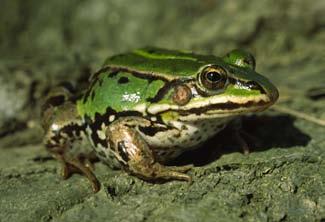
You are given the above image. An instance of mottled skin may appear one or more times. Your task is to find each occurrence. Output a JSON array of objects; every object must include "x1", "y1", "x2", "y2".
[{"x1": 42, "y1": 47, "x2": 279, "y2": 192}]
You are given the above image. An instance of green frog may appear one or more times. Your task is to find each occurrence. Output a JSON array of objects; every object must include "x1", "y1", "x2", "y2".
[{"x1": 42, "y1": 47, "x2": 279, "y2": 192}]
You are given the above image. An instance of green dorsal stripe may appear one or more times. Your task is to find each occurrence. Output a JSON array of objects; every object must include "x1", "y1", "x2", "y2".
[{"x1": 133, "y1": 49, "x2": 198, "y2": 61}]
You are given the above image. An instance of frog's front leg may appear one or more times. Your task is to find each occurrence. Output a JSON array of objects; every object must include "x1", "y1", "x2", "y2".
[{"x1": 107, "y1": 117, "x2": 193, "y2": 182}]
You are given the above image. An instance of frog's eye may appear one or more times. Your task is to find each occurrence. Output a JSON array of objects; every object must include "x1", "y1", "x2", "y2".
[
  {"x1": 223, "y1": 49, "x2": 256, "y2": 70},
  {"x1": 198, "y1": 65, "x2": 227, "y2": 92}
]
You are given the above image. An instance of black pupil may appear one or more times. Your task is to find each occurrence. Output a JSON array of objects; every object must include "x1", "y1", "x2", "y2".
[{"x1": 206, "y1": 71, "x2": 222, "y2": 83}]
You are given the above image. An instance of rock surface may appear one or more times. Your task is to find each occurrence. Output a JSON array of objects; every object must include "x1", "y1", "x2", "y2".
[{"x1": 0, "y1": 0, "x2": 324, "y2": 221}]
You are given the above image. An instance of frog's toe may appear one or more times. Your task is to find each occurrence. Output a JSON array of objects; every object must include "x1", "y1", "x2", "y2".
[
  {"x1": 151, "y1": 163, "x2": 193, "y2": 182},
  {"x1": 60, "y1": 161, "x2": 71, "y2": 179},
  {"x1": 166, "y1": 164, "x2": 194, "y2": 173},
  {"x1": 158, "y1": 170, "x2": 192, "y2": 182}
]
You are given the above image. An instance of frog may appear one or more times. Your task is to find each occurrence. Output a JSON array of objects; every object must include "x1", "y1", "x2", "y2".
[{"x1": 41, "y1": 47, "x2": 279, "y2": 192}]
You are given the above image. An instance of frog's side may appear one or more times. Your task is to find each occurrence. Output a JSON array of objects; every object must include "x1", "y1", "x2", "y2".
[{"x1": 42, "y1": 47, "x2": 279, "y2": 192}]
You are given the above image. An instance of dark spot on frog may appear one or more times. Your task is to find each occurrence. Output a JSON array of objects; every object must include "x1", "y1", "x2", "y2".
[
  {"x1": 46, "y1": 123, "x2": 85, "y2": 151},
  {"x1": 60, "y1": 124, "x2": 85, "y2": 141},
  {"x1": 98, "y1": 78, "x2": 104, "y2": 86},
  {"x1": 42, "y1": 95, "x2": 65, "y2": 112},
  {"x1": 118, "y1": 76, "x2": 129, "y2": 84},
  {"x1": 108, "y1": 71, "x2": 119, "y2": 78},
  {"x1": 117, "y1": 141, "x2": 130, "y2": 162},
  {"x1": 91, "y1": 91, "x2": 96, "y2": 100},
  {"x1": 147, "y1": 78, "x2": 155, "y2": 84},
  {"x1": 87, "y1": 126, "x2": 108, "y2": 148},
  {"x1": 85, "y1": 108, "x2": 144, "y2": 151},
  {"x1": 138, "y1": 125, "x2": 171, "y2": 136}
]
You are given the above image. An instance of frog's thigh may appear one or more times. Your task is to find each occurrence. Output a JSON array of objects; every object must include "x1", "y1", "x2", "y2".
[{"x1": 106, "y1": 118, "x2": 192, "y2": 182}]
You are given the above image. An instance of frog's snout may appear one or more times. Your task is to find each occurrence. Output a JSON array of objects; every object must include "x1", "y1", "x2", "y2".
[
  {"x1": 256, "y1": 74, "x2": 279, "y2": 105},
  {"x1": 265, "y1": 83, "x2": 279, "y2": 105},
  {"x1": 270, "y1": 87, "x2": 279, "y2": 103}
]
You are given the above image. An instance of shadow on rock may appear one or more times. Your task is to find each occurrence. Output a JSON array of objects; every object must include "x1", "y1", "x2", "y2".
[{"x1": 171, "y1": 114, "x2": 311, "y2": 167}]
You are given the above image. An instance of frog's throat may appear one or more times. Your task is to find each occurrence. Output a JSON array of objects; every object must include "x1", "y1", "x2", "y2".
[{"x1": 147, "y1": 94, "x2": 274, "y2": 118}]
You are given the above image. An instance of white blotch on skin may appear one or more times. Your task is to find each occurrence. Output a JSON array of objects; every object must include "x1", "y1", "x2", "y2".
[
  {"x1": 109, "y1": 115, "x2": 115, "y2": 122},
  {"x1": 133, "y1": 103, "x2": 147, "y2": 113},
  {"x1": 122, "y1": 92, "x2": 141, "y2": 103},
  {"x1": 51, "y1": 123, "x2": 60, "y2": 132},
  {"x1": 97, "y1": 129, "x2": 106, "y2": 140}
]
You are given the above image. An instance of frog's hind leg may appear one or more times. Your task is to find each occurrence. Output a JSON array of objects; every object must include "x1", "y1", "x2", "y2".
[
  {"x1": 44, "y1": 116, "x2": 101, "y2": 192},
  {"x1": 42, "y1": 84, "x2": 100, "y2": 192},
  {"x1": 106, "y1": 117, "x2": 193, "y2": 182}
]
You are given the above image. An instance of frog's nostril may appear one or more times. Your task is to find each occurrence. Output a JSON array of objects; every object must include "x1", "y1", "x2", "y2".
[{"x1": 246, "y1": 81, "x2": 265, "y2": 94}]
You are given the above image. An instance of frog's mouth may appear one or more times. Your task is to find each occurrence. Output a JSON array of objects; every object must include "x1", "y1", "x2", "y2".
[
  {"x1": 148, "y1": 93, "x2": 277, "y2": 121},
  {"x1": 176, "y1": 98, "x2": 273, "y2": 121}
]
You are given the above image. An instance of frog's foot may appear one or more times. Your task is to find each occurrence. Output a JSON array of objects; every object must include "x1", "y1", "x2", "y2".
[
  {"x1": 75, "y1": 151, "x2": 99, "y2": 171},
  {"x1": 129, "y1": 162, "x2": 192, "y2": 183},
  {"x1": 53, "y1": 153, "x2": 100, "y2": 193},
  {"x1": 165, "y1": 164, "x2": 194, "y2": 173},
  {"x1": 155, "y1": 163, "x2": 193, "y2": 182},
  {"x1": 106, "y1": 117, "x2": 194, "y2": 183}
]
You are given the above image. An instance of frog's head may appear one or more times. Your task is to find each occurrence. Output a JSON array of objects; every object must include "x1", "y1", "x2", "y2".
[{"x1": 148, "y1": 49, "x2": 279, "y2": 122}]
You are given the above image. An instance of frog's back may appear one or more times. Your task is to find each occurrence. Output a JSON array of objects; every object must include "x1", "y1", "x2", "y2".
[
  {"x1": 76, "y1": 68, "x2": 163, "y2": 120},
  {"x1": 103, "y1": 47, "x2": 218, "y2": 79},
  {"x1": 77, "y1": 47, "x2": 217, "y2": 120}
]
